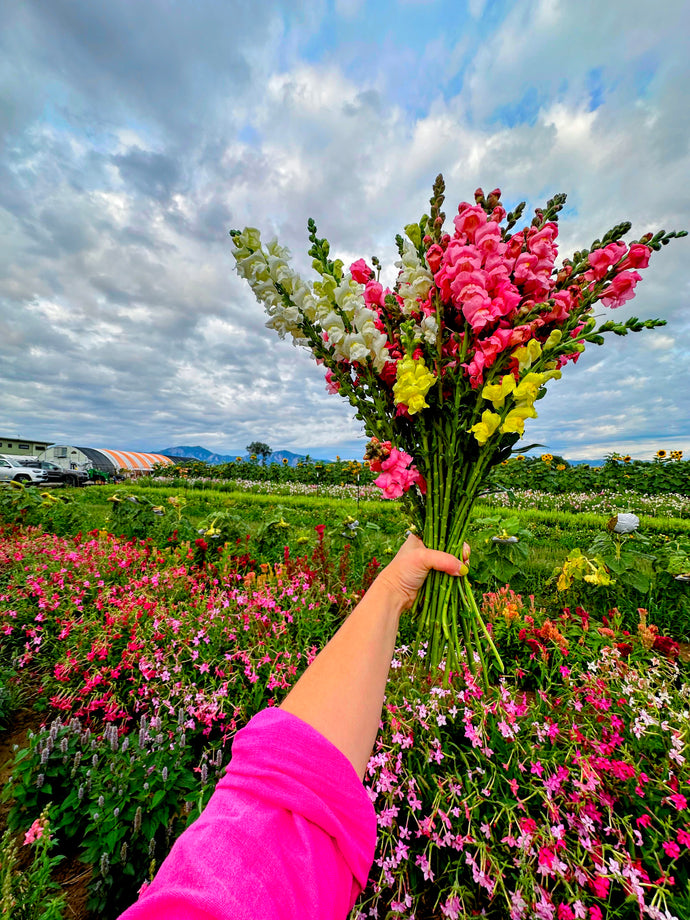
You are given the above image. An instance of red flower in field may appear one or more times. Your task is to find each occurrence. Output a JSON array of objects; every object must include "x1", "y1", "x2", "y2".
[{"x1": 652, "y1": 635, "x2": 680, "y2": 660}]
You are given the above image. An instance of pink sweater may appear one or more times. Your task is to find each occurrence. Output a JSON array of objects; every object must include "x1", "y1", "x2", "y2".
[{"x1": 118, "y1": 708, "x2": 377, "y2": 919}]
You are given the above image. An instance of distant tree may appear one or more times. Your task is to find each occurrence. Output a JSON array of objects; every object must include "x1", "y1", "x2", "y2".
[{"x1": 246, "y1": 441, "x2": 272, "y2": 465}]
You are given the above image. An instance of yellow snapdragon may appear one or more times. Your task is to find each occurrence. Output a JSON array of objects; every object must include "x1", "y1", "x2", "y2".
[
  {"x1": 393, "y1": 355, "x2": 436, "y2": 414},
  {"x1": 512, "y1": 339, "x2": 542, "y2": 373},
  {"x1": 482, "y1": 375, "x2": 516, "y2": 409},
  {"x1": 469, "y1": 410, "x2": 502, "y2": 445},
  {"x1": 501, "y1": 404, "x2": 538, "y2": 435}
]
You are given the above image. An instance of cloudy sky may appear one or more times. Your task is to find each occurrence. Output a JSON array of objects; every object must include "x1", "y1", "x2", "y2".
[{"x1": 1, "y1": 0, "x2": 688, "y2": 460}]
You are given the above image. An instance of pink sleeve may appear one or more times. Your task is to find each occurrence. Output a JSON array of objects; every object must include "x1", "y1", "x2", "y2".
[{"x1": 118, "y1": 708, "x2": 377, "y2": 920}]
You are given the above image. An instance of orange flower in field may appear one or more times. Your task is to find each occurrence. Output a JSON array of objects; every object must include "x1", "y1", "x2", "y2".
[{"x1": 538, "y1": 619, "x2": 568, "y2": 649}]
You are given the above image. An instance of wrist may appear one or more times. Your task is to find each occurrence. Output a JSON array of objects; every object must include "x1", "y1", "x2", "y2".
[{"x1": 369, "y1": 567, "x2": 412, "y2": 617}]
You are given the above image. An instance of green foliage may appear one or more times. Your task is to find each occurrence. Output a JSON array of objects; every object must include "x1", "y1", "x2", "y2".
[
  {"x1": 146, "y1": 455, "x2": 375, "y2": 487},
  {"x1": 468, "y1": 514, "x2": 532, "y2": 587},
  {"x1": 488, "y1": 452, "x2": 690, "y2": 496},
  {"x1": 0, "y1": 806, "x2": 66, "y2": 920},
  {"x1": 587, "y1": 529, "x2": 656, "y2": 593},
  {"x1": 3, "y1": 716, "x2": 221, "y2": 918}
]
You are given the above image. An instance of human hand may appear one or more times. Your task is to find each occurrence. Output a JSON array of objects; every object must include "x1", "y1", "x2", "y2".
[{"x1": 376, "y1": 533, "x2": 470, "y2": 612}]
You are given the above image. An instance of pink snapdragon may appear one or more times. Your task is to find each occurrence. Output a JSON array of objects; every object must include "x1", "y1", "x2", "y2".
[
  {"x1": 454, "y1": 203, "x2": 488, "y2": 241},
  {"x1": 349, "y1": 258, "x2": 373, "y2": 283},
  {"x1": 23, "y1": 817, "x2": 47, "y2": 846},
  {"x1": 619, "y1": 243, "x2": 652, "y2": 271},
  {"x1": 374, "y1": 447, "x2": 425, "y2": 500},
  {"x1": 584, "y1": 242, "x2": 628, "y2": 282},
  {"x1": 600, "y1": 270, "x2": 642, "y2": 308}
]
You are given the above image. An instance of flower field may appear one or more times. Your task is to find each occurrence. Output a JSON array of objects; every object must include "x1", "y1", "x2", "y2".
[{"x1": 1, "y1": 487, "x2": 689, "y2": 918}]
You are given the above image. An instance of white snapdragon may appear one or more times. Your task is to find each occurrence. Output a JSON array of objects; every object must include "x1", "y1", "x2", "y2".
[
  {"x1": 322, "y1": 311, "x2": 346, "y2": 346},
  {"x1": 396, "y1": 239, "x2": 433, "y2": 315},
  {"x1": 334, "y1": 276, "x2": 365, "y2": 319},
  {"x1": 232, "y1": 228, "x2": 390, "y2": 367},
  {"x1": 416, "y1": 313, "x2": 439, "y2": 346}
]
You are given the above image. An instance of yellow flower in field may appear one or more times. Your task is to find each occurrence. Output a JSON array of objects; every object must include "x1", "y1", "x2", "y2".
[
  {"x1": 482, "y1": 374, "x2": 516, "y2": 409},
  {"x1": 393, "y1": 355, "x2": 436, "y2": 414},
  {"x1": 512, "y1": 339, "x2": 542, "y2": 373},
  {"x1": 623, "y1": 456, "x2": 631, "y2": 463},
  {"x1": 501, "y1": 404, "x2": 538, "y2": 436},
  {"x1": 556, "y1": 464, "x2": 566, "y2": 471},
  {"x1": 470, "y1": 410, "x2": 502, "y2": 445},
  {"x1": 541, "y1": 453, "x2": 553, "y2": 463},
  {"x1": 671, "y1": 450, "x2": 683, "y2": 461},
  {"x1": 656, "y1": 450, "x2": 667, "y2": 459}
]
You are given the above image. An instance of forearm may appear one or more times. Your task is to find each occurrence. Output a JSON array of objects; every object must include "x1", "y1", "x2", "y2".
[{"x1": 280, "y1": 572, "x2": 404, "y2": 780}]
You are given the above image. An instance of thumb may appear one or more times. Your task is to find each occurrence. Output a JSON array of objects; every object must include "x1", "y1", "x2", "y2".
[{"x1": 420, "y1": 546, "x2": 468, "y2": 578}]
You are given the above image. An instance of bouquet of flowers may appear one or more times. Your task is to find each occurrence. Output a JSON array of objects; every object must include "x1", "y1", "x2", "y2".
[{"x1": 230, "y1": 176, "x2": 685, "y2": 680}]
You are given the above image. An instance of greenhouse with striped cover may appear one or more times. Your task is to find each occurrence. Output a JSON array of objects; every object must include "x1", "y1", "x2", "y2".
[{"x1": 41, "y1": 445, "x2": 175, "y2": 476}]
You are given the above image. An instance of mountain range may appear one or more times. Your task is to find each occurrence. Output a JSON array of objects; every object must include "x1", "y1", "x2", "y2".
[
  {"x1": 157, "y1": 445, "x2": 606, "y2": 467},
  {"x1": 157, "y1": 445, "x2": 327, "y2": 466}
]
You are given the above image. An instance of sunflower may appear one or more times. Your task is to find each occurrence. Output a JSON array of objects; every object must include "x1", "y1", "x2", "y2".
[
  {"x1": 541, "y1": 453, "x2": 553, "y2": 463},
  {"x1": 655, "y1": 450, "x2": 667, "y2": 459}
]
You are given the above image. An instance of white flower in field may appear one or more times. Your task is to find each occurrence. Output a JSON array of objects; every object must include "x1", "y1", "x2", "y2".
[{"x1": 609, "y1": 513, "x2": 640, "y2": 533}]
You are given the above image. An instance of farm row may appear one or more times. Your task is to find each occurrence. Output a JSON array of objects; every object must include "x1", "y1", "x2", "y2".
[{"x1": 0, "y1": 484, "x2": 689, "y2": 918}]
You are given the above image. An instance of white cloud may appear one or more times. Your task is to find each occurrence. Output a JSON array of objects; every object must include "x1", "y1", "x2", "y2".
[{"x1": 0, "y1": 0, "x2": 688, "y2": 460}]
